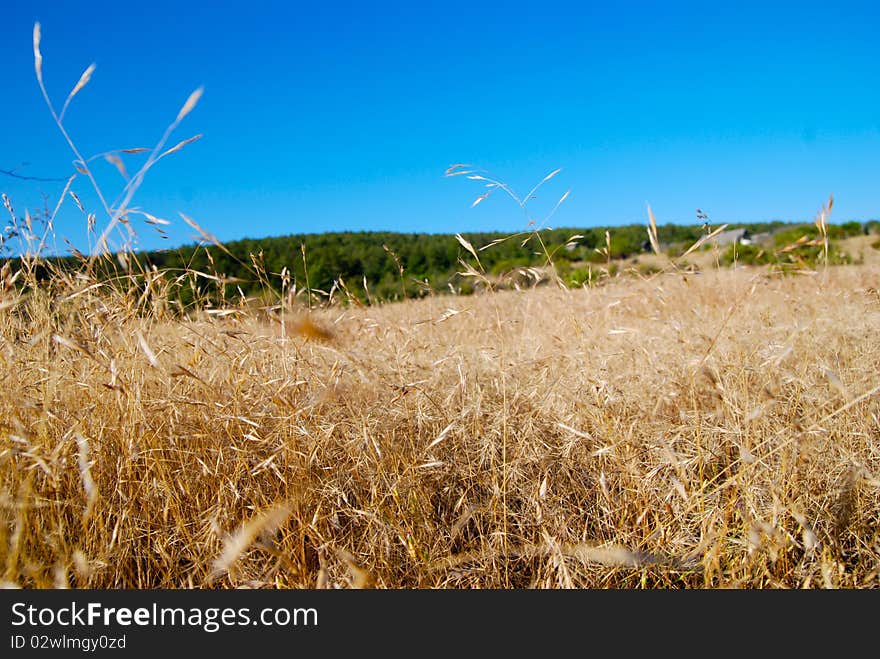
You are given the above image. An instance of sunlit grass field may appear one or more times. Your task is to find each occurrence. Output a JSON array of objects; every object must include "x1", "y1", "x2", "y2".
[{"x1": 2, "y1": 259, "x2": 878, "y2": 588}]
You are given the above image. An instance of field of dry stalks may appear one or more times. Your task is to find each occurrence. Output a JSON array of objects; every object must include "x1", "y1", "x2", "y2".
[{"x1": 1, "y1": 261, "x2": 878, "y2": 588}]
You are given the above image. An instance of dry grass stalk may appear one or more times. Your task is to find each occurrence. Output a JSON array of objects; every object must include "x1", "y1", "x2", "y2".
[{"x1": 210, "y1": 502, "x2": 292, "y2": 582}]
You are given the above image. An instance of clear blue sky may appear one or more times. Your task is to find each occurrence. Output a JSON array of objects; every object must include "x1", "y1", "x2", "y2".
[{"x1": 2, "y1": 0, "x2": 879, "y2": 254}]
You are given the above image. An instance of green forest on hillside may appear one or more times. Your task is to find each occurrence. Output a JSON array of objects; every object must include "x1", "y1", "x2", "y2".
[{"x1": 5, "y1": 219, "x2": 878, "y2": 310}]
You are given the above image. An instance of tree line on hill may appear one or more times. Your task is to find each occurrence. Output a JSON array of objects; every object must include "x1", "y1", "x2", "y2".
[{"x1": 5, "y1": 219, "x2": 878, "y2": 310}]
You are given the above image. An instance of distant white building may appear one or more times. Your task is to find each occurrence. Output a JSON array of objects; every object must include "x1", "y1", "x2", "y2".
[{"x1": 710, "y1": 228, "x2": 752, "y2": 246}]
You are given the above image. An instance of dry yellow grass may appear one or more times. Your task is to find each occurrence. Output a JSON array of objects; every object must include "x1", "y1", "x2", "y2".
[{"x1": 2, "y1": 263, "x2": 878, "y2": 588}]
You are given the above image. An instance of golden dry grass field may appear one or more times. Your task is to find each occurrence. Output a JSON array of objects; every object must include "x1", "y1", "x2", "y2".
[{"x1": 2, "y1": 260, "x2": 878, "y2": 588}]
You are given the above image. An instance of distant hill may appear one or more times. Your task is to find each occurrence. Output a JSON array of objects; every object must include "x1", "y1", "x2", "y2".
[{"x1": 5, "y1": 219, "x2": 877, "y2": 309}]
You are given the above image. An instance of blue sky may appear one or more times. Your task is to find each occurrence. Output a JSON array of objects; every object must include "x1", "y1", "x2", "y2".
[{"x1": 2, "y1": 0, "x2": 879, "y2": 254}]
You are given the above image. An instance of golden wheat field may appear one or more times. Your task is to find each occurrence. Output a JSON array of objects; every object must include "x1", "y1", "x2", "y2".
[{"x1": 1, "y1": 260, "x2": 878, "y2": 589}]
